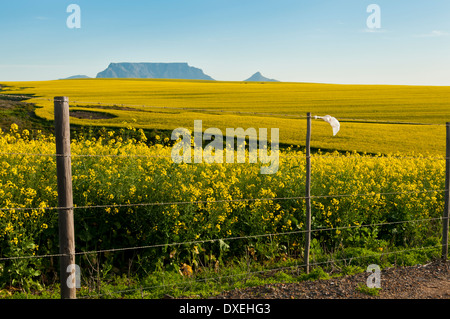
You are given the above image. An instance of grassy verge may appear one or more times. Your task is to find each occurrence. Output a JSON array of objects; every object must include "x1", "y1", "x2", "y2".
[
  {"x1": 0, "y1": 245, "x2": 440, "y2": 299},
  {"x1": 0, "y1": 96, "x2": 54, "y2": 135}
]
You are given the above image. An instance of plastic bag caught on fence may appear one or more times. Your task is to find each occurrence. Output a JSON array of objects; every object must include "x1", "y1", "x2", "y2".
[{"x1": 315, "y1": 115, "x2": 340, "y2": 136}]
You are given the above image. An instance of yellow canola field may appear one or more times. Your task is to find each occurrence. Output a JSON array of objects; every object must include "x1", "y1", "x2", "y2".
[
  {"x1": 0, "y1": 125, "x2": 445, "y2": 262},
  {"x1": 1, "y1": 79, "x2": 450, "y2": 154}
]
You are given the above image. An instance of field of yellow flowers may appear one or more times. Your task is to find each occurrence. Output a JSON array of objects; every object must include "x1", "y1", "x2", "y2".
[
  {"x1": 1, "y1": 79, "x2": 450, "y2": 155},
  {"x1": 0, "y1": 124, "x2": 445, "y2": 290}
]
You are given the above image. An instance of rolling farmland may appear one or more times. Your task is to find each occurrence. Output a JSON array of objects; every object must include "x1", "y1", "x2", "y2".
[{"x1": 2, "y1": 79, "x2": 450, "y2": 154}]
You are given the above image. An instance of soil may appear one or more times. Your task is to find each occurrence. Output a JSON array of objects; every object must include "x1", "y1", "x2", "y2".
[
  {"x1": 212, "y1": 260, "x2": 449, "y2": 299},
  {"x1": 69, "y1": 110, "x2": 117, "y2": 120}
]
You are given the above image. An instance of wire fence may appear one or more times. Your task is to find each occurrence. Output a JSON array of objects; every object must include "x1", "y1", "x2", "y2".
[
  {"x1": 0, "y1": 189, "x2": 446, "y2": 215},
  {"x1": 0, "y1": 94, "x2": 449, "y2": 298},
  {"x1": 76, "y1": 243, "x2": 444, "y2": 299},
  {"x1": 0, "y1": 216, "x2": 446, "y2": 263}
]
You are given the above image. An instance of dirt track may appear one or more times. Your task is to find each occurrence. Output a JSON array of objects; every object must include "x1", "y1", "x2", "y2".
[{"x1": 213, "y1": 260, "x2": 449, "y2": 299}]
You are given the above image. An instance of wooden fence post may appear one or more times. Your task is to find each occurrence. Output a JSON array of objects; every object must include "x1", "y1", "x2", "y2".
[
  {"x1": 304, "y1": 112, "x2": 312, "y2": 273},
  {"x1": 442, "y1": 122, "x2": 450, "y2": 261},
  {"x1": 54, "y1": 96, "x2": 76, "y2": 299}
]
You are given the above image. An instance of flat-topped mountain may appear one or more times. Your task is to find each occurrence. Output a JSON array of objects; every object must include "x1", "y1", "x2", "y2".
[
  {"x1": 244, "y1": 72, "x2": 279, "y2": 82},
  {"x1": 96, "y1": 62, "x2": 215, "y2": 80}
]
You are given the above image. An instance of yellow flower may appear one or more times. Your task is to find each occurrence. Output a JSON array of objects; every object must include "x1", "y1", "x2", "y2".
[{"x1": 10, "y1": 123, "x2": 19, "y2": 132}]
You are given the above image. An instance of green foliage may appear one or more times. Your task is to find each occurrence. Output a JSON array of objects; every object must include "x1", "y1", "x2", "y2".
[
  {"x1": 355, "y1": 283, "x2": 381, "y2": 296},
  {"x1": 340, "y1": 265, "x2": 365, "y2": 276},
  {"x1": 298, "y1": 267, "x2": 330, "y2": 281}
]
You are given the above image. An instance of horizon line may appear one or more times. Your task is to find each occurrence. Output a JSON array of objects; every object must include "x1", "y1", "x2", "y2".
[{"x1": 1, "y1": 78, "x2": 449, "y2": 87}]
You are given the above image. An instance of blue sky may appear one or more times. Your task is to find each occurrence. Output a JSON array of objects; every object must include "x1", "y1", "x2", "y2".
[{"x1": 0, "y1": 0, "x2": 449, "y2": 84}]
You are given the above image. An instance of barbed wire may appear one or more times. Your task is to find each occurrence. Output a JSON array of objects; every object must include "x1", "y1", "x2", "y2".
[
  {"x1": 1, "y1": 216, "x2": 446, "y2": 262},
  {"x1": 0, "y1": 152, "x2": 174, "y2": 158},
  {"x1": 0, "y1": 188, "x2": 446, "y2": 213},
  {"x1": 1, "y1": 151, "x2": 448, "y2": 161},
  {"x1": 76, "y1": 243, "x2": 443, "y2": 299},
  {"x1": 334, "y1": 116, "x2": 448, "y2": 126}
]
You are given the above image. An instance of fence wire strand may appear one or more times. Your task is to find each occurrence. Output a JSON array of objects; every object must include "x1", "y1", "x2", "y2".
[
  {"x1": 1, "y1": 152, "x2": 448, "y2": 160},
  {"x1": 77, "y1": 243, "x2": 444, "y2": 299},
  {"x1": 0, "y1": 188, "x2": 446, "y2": 213},
  {"x1": 1, "y1": 216, "x2": 447, "y2": 262}
]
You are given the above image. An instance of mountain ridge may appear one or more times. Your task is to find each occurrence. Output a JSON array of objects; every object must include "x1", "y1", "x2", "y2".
[{"x1": 96, "y1": 62, "x2": 215, "y2": 80}]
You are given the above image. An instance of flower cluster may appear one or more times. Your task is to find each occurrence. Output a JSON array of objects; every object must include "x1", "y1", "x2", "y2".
[{"x1": 0, "y1": 125, "x2": 446, "y2": 286}]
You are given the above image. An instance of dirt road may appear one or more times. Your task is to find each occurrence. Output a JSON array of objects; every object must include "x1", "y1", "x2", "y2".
[{"x1": 213, "y1": 260, "x2": 449, "y2": 299}]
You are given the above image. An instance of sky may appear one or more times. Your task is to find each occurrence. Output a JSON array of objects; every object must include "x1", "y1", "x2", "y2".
[{"x1": 0, "y1": 0, "x2": 449, "y2": 85}]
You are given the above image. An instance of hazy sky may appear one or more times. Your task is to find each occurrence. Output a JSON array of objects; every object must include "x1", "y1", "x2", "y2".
[{"x1": 1, "y1": 0, "x2": 449, "y2": 85}]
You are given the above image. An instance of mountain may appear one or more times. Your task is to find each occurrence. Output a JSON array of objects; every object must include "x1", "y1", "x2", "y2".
[
  {"x1": 96, "y1": 62, "x2": 215, "y2": 80},
  {"x1": 244, "y1": 72, "x2": 279, "y2": 82},
  {"x1": 60, "y1": 75, "x2": 91, "y2": 79}
]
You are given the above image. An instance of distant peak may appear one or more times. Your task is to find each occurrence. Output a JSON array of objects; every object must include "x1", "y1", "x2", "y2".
[
  {"x1": 244, "y1": 72, "x2": 279, "y2": 82},
  {"x1": 59, "y1": 75, "x2": 91, "y2": 80}
]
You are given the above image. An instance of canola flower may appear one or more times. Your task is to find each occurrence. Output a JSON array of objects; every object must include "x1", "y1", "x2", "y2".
[{"x1": 0, "y1": 124, "x2": 446, "y2": 280}]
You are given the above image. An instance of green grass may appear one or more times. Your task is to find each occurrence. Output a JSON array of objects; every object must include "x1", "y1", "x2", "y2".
[
  {"x1": 0, "y1": 97, "x2": 54, "y2": 135},
  {"x1": 0, "y1": 245, "x2": 440, "y2": 299},
  {"x1": 355, "y1": 283, "x2": 381, "y2": 296}
]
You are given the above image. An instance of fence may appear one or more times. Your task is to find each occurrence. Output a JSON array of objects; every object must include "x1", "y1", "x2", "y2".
[{"x1": 0, "y1": 95, "x2": 449, "y2": 299}]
